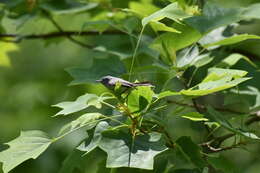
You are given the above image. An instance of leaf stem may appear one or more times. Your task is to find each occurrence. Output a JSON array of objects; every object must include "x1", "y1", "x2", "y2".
[
  {"x1": 52, "y1": 115, "x2": 123, "y2": 143},
  {"x1": 129, "y1": 27, "x2": 145, "y2": 81}
]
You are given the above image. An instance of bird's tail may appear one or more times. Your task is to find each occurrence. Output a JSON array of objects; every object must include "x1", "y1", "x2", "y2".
[{"x1": 133, "y1": 82, "x2": 154, "y2": 87}]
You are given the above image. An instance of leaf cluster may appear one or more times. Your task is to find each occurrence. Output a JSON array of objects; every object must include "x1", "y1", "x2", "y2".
[{"x1": 1, "y1": 0, "x2": 260, "y2": 173}]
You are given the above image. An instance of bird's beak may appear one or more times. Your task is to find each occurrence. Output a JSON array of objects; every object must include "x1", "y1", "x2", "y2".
[{"x1": 96, "y1": 79, "x2": 101, "y2": 82}]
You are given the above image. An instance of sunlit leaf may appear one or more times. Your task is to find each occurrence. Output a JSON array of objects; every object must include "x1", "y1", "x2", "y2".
[
  {"x1": 180, "y1": 68, "x2": 250, "y2": 96},
  {"x1": 142, "y1": 3, "x2": 191, "y2": 26},
  {"x1": 176, "y1": 45, "x2": 199, "y2": 68},
  {"x1": 127, "y1": 86, "x2": 155, "y2": 115},
  {"x1": 129, "y1": 0, "x2": 159, "y2": 18},
  {"x1": 0, "y1": 130, "x2": 52, "y2": 173},
  {"x1": 53, "y1": 94, "x2": 108, "y2": 116},
  {"x1": 217, "y1": 53, "x2": 257, "y2": 68},
  {"x1": 198, "y1": 26, "x2": 229, "y2": 49},
  {"x1": 203, "y1": 34, "x2": 260, "y2": 48},
  {"x1": 205, "y1": 68, "x2": 248, "y2": 80},
  {"x1": 99, "y1": 130, "x2": 167, "y2": 170},
  {"x1": 181, "y1": 112, "x2": 208, "y2": 121},
  {"x1": 77, "y1": 121, "x2": 109, "y2": 154},
  {"x1": 156, "y1": 90, "x2": 180, "y2": 99},
  {"x1": 175, "y1": 0, "x2": 201, "y2": 15},
  {"x1": 192, "y1": 53, "x2": 214, "y2": 68},
  {"x1": 149, "y1": 21, "x2": 180, "y2": 33},
  {"x1": 58, "y1": 113, "x2": 103, "y2": 136},
  {"x1": 242, "y1": 3, "x2": 260, "y2": 19},
  {"x1": 0, "y1": 42, "x2": 18, "y2": 67}
]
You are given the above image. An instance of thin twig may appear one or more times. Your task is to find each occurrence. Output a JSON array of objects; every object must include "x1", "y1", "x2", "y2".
[{"x1": 200, "y1": 141, "x2": 246, "y2": 153}]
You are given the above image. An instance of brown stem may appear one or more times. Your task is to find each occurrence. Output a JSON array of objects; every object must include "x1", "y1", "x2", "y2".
[
  {"x1": 0, "y1": 30, "x2": 124, "y2": 42},
  {"x1": 200, "y1": 141, "x2": 246, "y2": 153},
  {"x1": 245, "y1": 112, "x2": 260, "y2": 126}
]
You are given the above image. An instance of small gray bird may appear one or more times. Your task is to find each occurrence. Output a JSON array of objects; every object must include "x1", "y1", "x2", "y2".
[{"x1": 96, "y1": 76, "x2": 153, "y2": 89}]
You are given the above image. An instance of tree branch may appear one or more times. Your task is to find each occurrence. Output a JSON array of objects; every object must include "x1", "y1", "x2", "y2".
[
  {"x1": 0, "y1": 30, "x2": 124, "y2": 42},
  {"x1": 167, "y1": 99, "x2": 260, "y2": 152},
  {"x1": 245, "y1": 111, "x2": 260, "y2": 126},
  {"x1": 167, "y1": 100, "x2": 249, "y2": 115},
  {"x1": 42, "y1": 10, "x2": 94, "y2": 49},
  {"x1": 200, "y1": 141, "x2": 246, "y2": 153}
]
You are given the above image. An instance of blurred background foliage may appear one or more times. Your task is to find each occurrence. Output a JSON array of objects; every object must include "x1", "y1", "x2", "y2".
[{"x1": 1, "y1": 0, "x2": 260, "y2": 173}]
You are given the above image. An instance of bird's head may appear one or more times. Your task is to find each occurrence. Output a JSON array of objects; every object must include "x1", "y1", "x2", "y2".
[{"x1": 96, "y1": 76, "x2": 113, "y2": 85}]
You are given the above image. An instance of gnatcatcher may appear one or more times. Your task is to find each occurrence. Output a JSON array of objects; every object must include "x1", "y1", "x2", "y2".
[{"x1": 96, "y1": 76, "x2": 153, "y2": 89}]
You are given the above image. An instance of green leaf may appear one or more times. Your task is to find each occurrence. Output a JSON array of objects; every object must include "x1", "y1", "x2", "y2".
[
  {"x1": 99, "y1": 131, "x2": 167, "y2": 170},
  {"x1": 149, "y1": 21, "x2": 180, "y2": 33},
  {"x1": 151, "y1": 23, "x2": 202, "y2": 61},
  {"x1": 77, "y1": 121, "x2": 109, "y2": 154},
  {"x1": 239, "y1": 132, "x2": 260, "y2": 140},
  {"x1": 3, "y1": 0, "x2": 36, "y2": 18},
  {"x1": 181, "y1": 77, "x2": 250, "y2": 96},
  {"x1": 207, "y1": 155, "x2": 235, "y2": 173},
  {"x1": 205, "y1": 68, "x2": 248, "y2": 80},
  {"x1": 224, "y1": 93, "x2": 250, "y2": 113},
  {"x1": 142, "y1": 3, "x2": 191, "y2": 26},
  {"x1": 0, "y1": 130, "x2": 52, "y2": 173},
  {"x1": 217, "y1": 53, "x2": 257, "y2": 68},
  {"x1": 191, "y1": 53, "x2": 214, "y2": 68},
  {"x1": 129, "y1": 65, "x2": 170, "y2": 85},
  {"x1": 180, "y1": 68, "x2": 250, "y2": 96},
  {"x1": 67, "y1": 56, "x2": 126, "y2": 85},
  {"x1": 151, "y1": 23, "x2": 202, "y2": 51},
  {"x1": 53, "y1": 93, "x2": 107, "y2": 116},
  {"x1": 203, "y1": 34, "x2": 260, "y2": 48},
  {"x1": 127, "y1": 86, "x2": 155, "y2": 115},
  {"x1": 129, "y1": 0, "x2": 159, "y2": 18},
  {"x1": 181, "y1": 112, "x2": 208, "y2": 121},
  {"x1": 207, "y1": 107, "x2": 260, "y2": 140},
  {"x1": 242, "y1": 3, "x2": 260, "y2": 19},
  {"x1": 58, "y1": 113, "x2": 103, "y2": 136},
  {"x1": 198, "y1": 26, "x2": 228, "y2": 49},
  {"x1": 174, "y1": 0, "x2": 201, "y2": 16},
  {"x1": 40, "y1": 2, "x2": 98, "y2": 15},
  {"x1": 176, "y1": 45, "x2": 199, "y2": 68},
  {"x1": 185, "y1": 2, "x2": 242, "y2": 33},
  {"x1": 0, "y1": 42, "x2": 18, "y2": 67},
  {"x1": 176, "y1": 136, "x2": 206, "y2": 169},
  {"x1": 156, "y1": 90, "x2": 180, "y2": 99}
]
